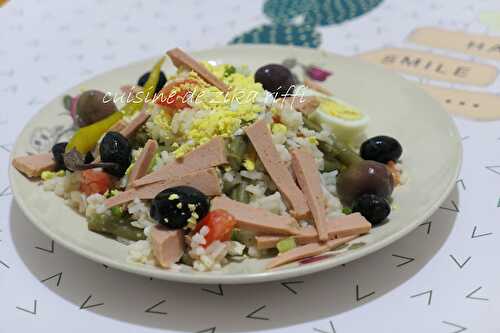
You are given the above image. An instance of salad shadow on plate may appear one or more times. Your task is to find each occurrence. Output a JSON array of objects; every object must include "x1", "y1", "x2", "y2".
[{"x1": 9, "y1": 186, "x2": 459, "y2": 332}]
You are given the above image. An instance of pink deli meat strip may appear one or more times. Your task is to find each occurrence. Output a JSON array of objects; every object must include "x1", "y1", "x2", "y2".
[
  {"x1": 166, "y1": 48, "x2": 229, "y2": 93},
  {"x1": 120, "y1": 111, "x2": 150, "y2": 138},
  {"x1": 210, "y1": 196, "x2": 300, "y2": 236},
  {"x1": 132, "y1": 136, "x2": 227, "y2": 187},
  {"x1": 266, "y1": 234, "x2": 359, "y2": 269},
  {"x1": 255, "y1": 213, "x2": 371, "y2": 249},
  {"x1": 291, "y1": 148, "x2": 329, "y2": 241},
  {"x1": 151, "y1": 226, "x2": 185, "y2": 268},
  {"x1": 105, "y1": 168, "x2": 221, "y2": 207},
  {"x1": 12, "y1": 153, "x2": 56, "y2": 178},
  {"x1": 126, "y1": 139, "x2": 158, "y2": 189},
  {"x1": 244, "y1": 120, "x2": 309, "y2": 219}
]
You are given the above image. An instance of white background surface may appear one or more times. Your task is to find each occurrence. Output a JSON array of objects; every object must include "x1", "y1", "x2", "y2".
[{"x1": 1, "y1": 0, "x2": 500, "y2": 332}]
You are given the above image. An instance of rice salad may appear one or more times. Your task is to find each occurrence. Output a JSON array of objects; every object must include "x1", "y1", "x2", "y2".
[{"x1": 13, "y1": 48, "x2": 404, "y2": 272}]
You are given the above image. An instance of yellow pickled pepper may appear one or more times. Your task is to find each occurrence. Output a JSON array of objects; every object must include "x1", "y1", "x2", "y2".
[{"x1": 66, "y1": 57, "x2": 166, "y2": 154}]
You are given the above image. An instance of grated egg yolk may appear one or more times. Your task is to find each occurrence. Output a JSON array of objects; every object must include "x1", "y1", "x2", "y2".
[{"x1": 171, "y1": 64, "x2": 265, "y2": 157}]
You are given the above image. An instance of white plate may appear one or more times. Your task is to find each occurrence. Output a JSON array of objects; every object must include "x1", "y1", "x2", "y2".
[{"x1": 9, "y1": 45, "x2": 462, "y2": 284}]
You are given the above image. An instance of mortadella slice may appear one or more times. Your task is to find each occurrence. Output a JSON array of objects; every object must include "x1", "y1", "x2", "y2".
[
  {"x1": 211, "y1": 196, "x2": 300, "y2": 236},
  {"x1": 120, "y1": 111, "x2": 150, "y2": 138},
  {"x1": 244, "y1": 120, "x2": 309, "y2": 219},
  {"x1": 151, "y1": 226, "x2": 185, "y2": 268},
  {"x1": 266, "y1": 234, "x2": 358, "y2": 269},
  {"x1": 105, "y1": 168, "x2": 221, "y2": 207},
  {"x1": 291, "y1": 148, "x2": 328, "y2": 241},
  {"x1": 255, "y1": 213, "x2": 371, "y2": 249},
  {"x1": 132, "y1": 136, "x2": 227, "y2": 187},
  {"x1": 303, "y1": 78, "x2": 333, "y2": 96},
  {"x1": 166, "y1": 48, "x2": 229, "y2": 93},
  {"x1": 127, "y1": 139, "x2": 158, "y2": 189},
  {"x1": 12, "y1": 153, "x2": 56, "y2": 178},
  {"x1": 277, "y1": 95, "x2": 320, "y2": 116},
  {"x1": 108, "y1": 119, "x2": 128, "y2": 133}
]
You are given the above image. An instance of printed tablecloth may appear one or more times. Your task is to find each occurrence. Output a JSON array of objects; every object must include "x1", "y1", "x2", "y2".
[{"x1": 1, "y1": 0, "x2": 500, "y2": 332}]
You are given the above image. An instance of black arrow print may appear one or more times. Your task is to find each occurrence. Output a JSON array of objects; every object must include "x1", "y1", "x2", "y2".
[
  {"x1": 145, "y1": 300, "x2": 167, "y2": 315},
  {"x1": 313, "y1": 320, "x2": 336, "y2": 333},
  {"x1": 450, "y1": 255, "x2": 471, "y2": 269},
  {"x1": 0, "y1": 144, "x2": 12, "y2": 152},
  {"x1": 0, "y1": 259, "x2": 9, "y2": 269},
  {"x1": 392, "y1": 254, "x2": 415, "y2": 267},
  {"x1": 0, "y1": 186, "x2": 11, "y2": 197},
  {"x1": 442, "y1": 321, "x2": 467, "y2": 333},
  {"x1": 419, "y1": 221, "x2": 432, "y2": 234},
  {"x1": 40, "y1": 272, "x2": 62, "y2": 287},
  {"x1": 196, "y1": 327, "x2": 216, "y2": 333},
  {"x1": 471, "y1": 226, "x2": 493, "y2": 239},
  {"x1": 410, "y1": 290, "x2": 432, "y2": 305},
  {"x1": 281, "y1": 281, "x2": 304, "y2": 295},
  {"x1": 246, "y1": 305, "x2": 269, "y2": 320},
  {"x1": 202, "y1": 284, "x2": 223, "y2": 296},
  {"x1": 356, "y1": 285, "x2": 375, "y2": 302},
  {"x1": 80, "y1": 295, "x2": 104, "y2": 310},
  {"x1": 456, "y1": 179, "x2": 466, "y2": 190},
  {"x1": 16, "y1": 300, "x2": 37, "y2": 315},
  {"x1": 35, "y1": 240, "x2": 54, "y2": 253},
  {"x1": 485, "y1": 165, "x2": 500, "y2": 176},
  {"x1": 439, "y1": 201, "x2": 459, "y2": 212},
  {"x1": 466, "y1": 286, "x2": 489, "y2": 301}
]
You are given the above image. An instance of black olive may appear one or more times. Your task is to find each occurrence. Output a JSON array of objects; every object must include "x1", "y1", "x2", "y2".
[
  {"x1": 352, "y1": 194, "x2": 391, "y2": 225},
  {"x1": 150, "y1": 186, "x2": 209, "y2": 229},
  {"x1": 360, "y1": 135, "x2": 402, "y2": 164},
  {"x1": 99, "y1": 132, "x2": 132, "y2": 177},
  {"x1": 137, "y1": 71, "x2": 167, "y2": 94},
  {"x1": 76, "y1": 90, "x2": 118, "y2": 127},
  {"x1": 84, "y1": 152, "x2": 95, "y2": 164},
  {"x1": 254, "y1": 64, "x2": 296, "y2": 97},
  {"x1": 52, "y1": 142, "x2": 68, "y2": 170}
]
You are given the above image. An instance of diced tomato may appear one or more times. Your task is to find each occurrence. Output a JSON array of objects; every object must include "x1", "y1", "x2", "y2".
[
  {"x1": 80, "y1": 170, "x2": 111, "y2": 196},
  {"x1": 195, "y1": 209, "x2": 236, "y2": 247},
  {"x1": 156, "y1": 79, "x2": 197, "y2": 110}
]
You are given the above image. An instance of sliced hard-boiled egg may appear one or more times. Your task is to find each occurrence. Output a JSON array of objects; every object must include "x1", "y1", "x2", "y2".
[{"x1": 310, "y1": 96, "x2": 369, "y2": 143}]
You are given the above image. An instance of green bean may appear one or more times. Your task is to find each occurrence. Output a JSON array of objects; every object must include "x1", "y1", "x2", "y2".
[
  {"x1": 88, "y1": 214, "x2": 146, "y2": 241},
  {"x1": 230, "y1": 183, "x2": 250, "y2": 204},
  {"x1": 180, "y1": 253, "x2": 194, "y2": 266},
  {"x1": 222, "y1": 179, "x2": 238, "y2": 193},
  {"x1": 323, "y1": 157, "x2": 346, "y2": 173},
  {"x1": 303, "y1": 114, "x2": 322, "y2": 132},
  {"x1": 226, "y1": 136, "x2": 248, "y2": 171},
  {"x1": 318, "y1": 139, "x2": 362, "y2": 166}
]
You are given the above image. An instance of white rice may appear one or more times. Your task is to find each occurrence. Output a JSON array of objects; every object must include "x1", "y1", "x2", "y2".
[
  {"x1": 189, "y1": 229, "x2": 229, "y2": 272},
  {"x1": 127, "y1": 240, "x2": 156, "y2": 265},
  {"x1": 127, "y1": 198, "x2": 156, "y2": 230},
  {"x1": 152, "y1": 150, "x2": 175, "y2": 171},
  {"x1": 249, "y1": 191, "x2": 288, "y2": 215},
  {"x1": 85, "y1": 193, "x2": 110, "y2": 218},
  {"x1": 279, "y1": 105, "x2": 303, "y2": 132}
]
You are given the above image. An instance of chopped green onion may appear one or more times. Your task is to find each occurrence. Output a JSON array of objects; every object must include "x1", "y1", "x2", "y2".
[
  {"x1": 111, "y1": 206, "x2": 123, "y2": 217},
  {"x1": 277, "y1": 237, "x2": 297, "y2": 253},
  {"x1": 342, "y1": 207, "x2": 352, "y2": 215},
  {"x1": 231, "y1": 229, "x2": 240, "y2": 241}
]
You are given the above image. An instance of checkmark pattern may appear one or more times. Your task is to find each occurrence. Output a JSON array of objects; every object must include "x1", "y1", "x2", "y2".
[{"x1": 1, "y1": 0, "x2": 500, "y2": 333}]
